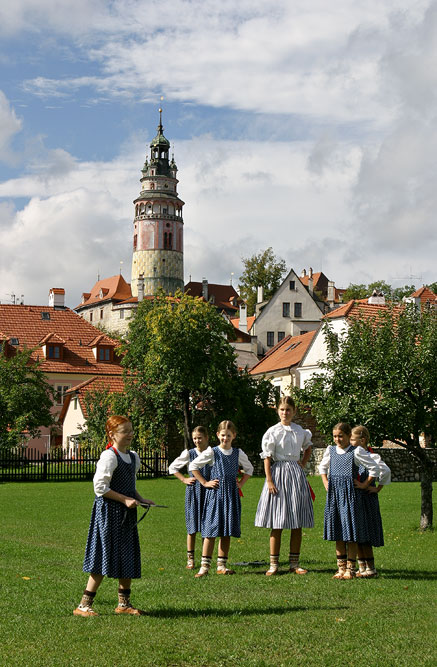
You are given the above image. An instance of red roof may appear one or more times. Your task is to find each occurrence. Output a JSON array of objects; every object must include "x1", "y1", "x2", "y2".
[
  {"x1": 185, "y1": 282, "x2": 241, "y2": 313},
  {"x1": 250, "y1": 330, "x2": 316, "y2": 375},
  {"x1": 408, "y1": 286, "x2": 437, "y2": 305},
  {"x1": 324, "y1": 299, "x2": 402, "y2": 321},
  {"x1": 76, "y1": 274, "x2": 132, "y2": 309},
  {"x1": 230, "y1": 315, "x2": 256, "y2": 333},
  {"x1": 0, "y1": 304, "x2": 123, "y2": 375},
  {"x1": 59, "y1": 376, "x2": 125, "y2": 420}
]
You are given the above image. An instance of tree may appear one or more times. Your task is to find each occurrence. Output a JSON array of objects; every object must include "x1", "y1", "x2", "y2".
[
  {"x1": 341, "y1": 283, "x2": 368, "y2": 302},
  {"x1": 78, "y1": 386, "x2": 126, "y2": 450},
  {"x1": 391, "y1": 284, "x2": 416, "y2": 302},
  {"x1": 0, "y1": 349, "x2": 54, "y2": 448},
  {"x1": 238, "y1": 247, "x2": 286, "y2": 316},
  {"x1": 429, "y1": 282, "x2": 437, "y2": 295},
  {"x1": 121, "y1": 290, "x2": 277, "y2": 452},
  {"x1": 295, "y1": 304, "x2": 437, "y2": 530},
  {"x1": 367, "y1": 280, "x2": 392, "y2": 299}
]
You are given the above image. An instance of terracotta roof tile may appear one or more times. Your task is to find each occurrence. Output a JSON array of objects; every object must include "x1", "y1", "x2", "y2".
[
  {"x1": 60, "y1": 376, "x2": 126, "y2": 420},
  {"x1": 185, "y1": 282, "x2": 241, "y2": 312},
  {"x1": 250, "y1": 330, "x2": 316, "y2": 375},
  {"x1": 75, "y1": 274, "x2": 132, "y2": 309},
  {"x1": 0, "y1": 304, "x2": 123, "y2": 376},
  {"x1": 230, "y1": 315, "x2": 256, "y2": 332},
  {"x1": 324, "y1": 299, "x2": 402, "y2": 322},
  {"x1": 408, "y1": 286, "x2": 437, "y2": 305}
]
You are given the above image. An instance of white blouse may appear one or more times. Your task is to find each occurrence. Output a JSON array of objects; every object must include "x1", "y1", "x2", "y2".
[
  {"x1": 368, "y1": 451, "x2": 391, "y2": 485},
  {"x1": 168, "y1": 448, "x2": 204, "y2": 475},
  {"x1": 318, "y1": 445, "x2": 380, "y2": 479},
  {"x1": 260, "y1": 422, "x2": 312, "y2": 461},
  {"x1": 93, "y1": 448, "x2": 141, "y2": 497},
  {"x1": 188, "y1": 446, "x2": 254, "y2": 476}
]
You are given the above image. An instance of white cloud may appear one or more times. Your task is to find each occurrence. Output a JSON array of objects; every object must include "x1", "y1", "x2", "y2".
[{"x1": 0, "y1": 91, "x2": 22, "y2": 164}]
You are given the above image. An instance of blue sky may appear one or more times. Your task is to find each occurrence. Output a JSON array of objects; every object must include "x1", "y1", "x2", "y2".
[{"x1": 0, "y1": 0, "x2": 435, "y2": 307}]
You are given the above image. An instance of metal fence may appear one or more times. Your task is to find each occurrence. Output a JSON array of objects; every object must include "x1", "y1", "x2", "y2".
[{"x1": 0, "y1": 447, "x2": 168, "y2": 482}]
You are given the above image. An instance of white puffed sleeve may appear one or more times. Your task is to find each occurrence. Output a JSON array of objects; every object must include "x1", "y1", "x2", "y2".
[
  {"x1": 301, "y1": 428, "x2": 313, "y2": 451},
  {"x1": 354, "y1": 446, "x2": 381, "y2": 479},
  {"x1": 318, "y1": 446, "x2": 331, "y2": 475},
  {"x1": 369, "y1": 452, "x2": 391, "y2": 485},
  {"x1": 168, "y1": 449, "x2": 190, "y2": 475},
  {"x1": 260, "y1": 426, "x2": 277, "y2": 460},
  {"x1": 189, "y1": 446, "x2": 214, "y2": 471},
  {"x1": 93, "y1": 450, "x2": 140, "y2": 496},
  {"x1": 238, "y1": 449, "x2": 254, "y2": 476}
]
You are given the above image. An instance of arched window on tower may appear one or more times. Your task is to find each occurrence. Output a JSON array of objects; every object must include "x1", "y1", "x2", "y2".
[{"x1": 133, "y1": 234, "x2": 137, "y2": 250}]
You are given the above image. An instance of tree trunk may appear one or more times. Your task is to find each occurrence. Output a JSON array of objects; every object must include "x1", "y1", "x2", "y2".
[
  {"x1": 182, "y1": 390, "x2": 192, "y2": 450},
  {"x1": 408, "y1": 445, "x2": 434, "y2": 530},
  {"x1": 420, "y1": 467, "x2": 434, "y2": 531}
]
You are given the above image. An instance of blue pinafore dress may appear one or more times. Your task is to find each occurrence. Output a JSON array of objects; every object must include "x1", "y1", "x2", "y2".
[
  {"x1": 201, "y1": 446, "x2": 241, "y2": 538},
  {"x1": 83, "y1": 448, "x2": 141, "y2": 578},
  {"x1": 324, "y1": 446, "x2": 368, "y2": 543},
  {"x1": 356, "y1": 464, "x2": 384, "y2": 546},
  {"x1": 185, "y1": 448, "x2": 211, "y2": 534}
]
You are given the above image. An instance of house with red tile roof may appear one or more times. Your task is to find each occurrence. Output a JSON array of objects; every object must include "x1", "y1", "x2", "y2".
[
  {"x1": 298, "y1": 295, "x2": 401, "y2": 387},
  {"x1": 75, "y1": 274, "x2": 136, "y2": 334},
  {"x1": 404, "y1": 286, "x2": 437, "y2": 310},
  {"x1": 299, "y1": 267, "x2": 345, "y2": 306},
  {"x1": 184, "y1": 279, "x2": 242, "y2": 317},
  {"x1": 0, "y1": 289, "x2": 123, "y2": 454},
  {"x1": 59, "y1": 376, "x2": 125, "y2": 454},
  {"x1": 249, "y1": 330, "x2": 317, "y2": 393},
  {"x1": 251, "y1": 268, "x2": 327, "y2": 355}
]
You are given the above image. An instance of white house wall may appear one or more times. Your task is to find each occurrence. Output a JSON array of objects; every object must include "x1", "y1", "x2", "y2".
[
  {"x1": 62, "y1": 398, "x2": 86, "y2": 451},
  {"x1": 298, "y1": 318, "x2": 348, "y2": 387}
]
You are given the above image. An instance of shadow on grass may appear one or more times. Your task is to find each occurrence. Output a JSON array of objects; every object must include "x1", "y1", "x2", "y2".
[
  {"x1": 146, "y1": 603, "x2": 349, "y2": 619},
  {"x1": 374, "y1": 569, "x2": 437, "y2": 581}
]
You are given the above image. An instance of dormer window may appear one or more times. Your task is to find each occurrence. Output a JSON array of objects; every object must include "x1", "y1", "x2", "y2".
[
  {"x1": 10, "y1": 337, "x2": 19, "y2": 346},
  {"x1": 98, "y1": 347, "x2": 112, "y2": 362},
  {"x1": 41, "y1": 312, "x2": 51, "y2": 320},
  {"x1": 48, "y1": 344, "x2": 61, "y2": 359}
]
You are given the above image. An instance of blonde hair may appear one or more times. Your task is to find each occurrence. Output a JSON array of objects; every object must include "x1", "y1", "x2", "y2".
[
  {"x1": 106, "y1": 415, "x2": 131, "y2": 441},
  {"x1": 217, "y1": 420, "x2": 237, "y2": 434},
  {"x1": 333, "y1": 422, "x2": 352, "y2": 436},
  {"x1": 352, "y1": 425, "x2": 370, "y2": 444}
]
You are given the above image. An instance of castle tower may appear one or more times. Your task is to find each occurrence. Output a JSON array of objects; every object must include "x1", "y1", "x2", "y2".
[{"x1": 131, "y1": 109, "x2": 184, "y2": 296}]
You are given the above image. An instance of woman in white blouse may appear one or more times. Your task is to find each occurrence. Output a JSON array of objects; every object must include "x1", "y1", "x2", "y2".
[{"x1": 255, "y1": 396, "x2": 314, "y2": 576}]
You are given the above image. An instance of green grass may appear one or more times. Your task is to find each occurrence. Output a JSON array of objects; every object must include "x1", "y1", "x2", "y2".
[{"x1": 0, "y1": 477, "x2": 436, "y2": 666}]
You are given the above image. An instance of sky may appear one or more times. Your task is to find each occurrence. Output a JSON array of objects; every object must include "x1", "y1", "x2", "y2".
[{"x1": 0, "y1": 0, "x2": 435, "y2": 308}]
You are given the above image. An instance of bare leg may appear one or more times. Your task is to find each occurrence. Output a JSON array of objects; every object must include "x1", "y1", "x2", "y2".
[
  {"x1": 85, "y1": 573, "x2": 104, "y2": 592},
  {"x1": 195, "y1": 537, "x2": 215, "y2": 577},
  {"x1": 218, "y1": 536, "x2": 231, "y2": 558},
  {"x1": 266, "y1": 529, "x2": 282, "y2": 575},
  {"x1": 186, "y1": 533, "x2": 196, "y2": 569},
  {"x1": 74, "y1": 573, "x2": 104, "y2": 616}
]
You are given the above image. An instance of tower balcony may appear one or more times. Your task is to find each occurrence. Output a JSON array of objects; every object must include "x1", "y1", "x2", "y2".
[{"x1": 134, "y1": 212, "x2": 183, "y2": 223}]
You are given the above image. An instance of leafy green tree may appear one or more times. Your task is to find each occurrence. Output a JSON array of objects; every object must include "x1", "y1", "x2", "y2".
[
  {"x1": 238, "y1": 247, "x2": 286, "y2": 316},
  {"x1": 428, "y1": 281, "x2": 437, "y2": 295},
  {"x1": 121, "y1": 290, "x2": 277, "y2": 452},
  {"x1": 78, "y1": 386, "x2": 126, "y2": 450},
  {"x1": 0, "y1": 349, "x2": 54, "y2": 448},
  {"x1": 391, "y1": 285, "x2": 416, "y2": 302},
  {"x1": 295, "y1": 304, "x2": 437, "y2": 530},
  {"x1": 367, "y1": 280, "x2": 392, "y2": 299},
  {"x1": 341, "y1": 283, "x2": 368, "y2": 302}
]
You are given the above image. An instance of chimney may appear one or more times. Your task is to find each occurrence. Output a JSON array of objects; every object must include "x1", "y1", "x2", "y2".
[
  {"x1": 301, "y1": 269, "x2": 307, "y2": 278},
  {"x1": 202, "y1": 279, "x2": 208, "y2": 301},
  {"x1": 309, "y1": 267, "x2": 313, "y2": 278},
  {"x1": 367, "y1": 290, "x2": 385, "y2": 305},
  {"x1": 308, "y1": 276, "x2": 313, "y2": 295},
  {"x1": 49, "y1": 288, "x2": 65, "y2": 308},
  {"x1": 239, "y1": 303, "x2": 248, "y2": 333},
  {"x1": 327, "y1": 281, "x2": 335, "y2": 305},
  {"x1": 137, "y1": 274, "x2": 145, "y2": 303},
  {"x1": 257, "y1": 285, "x2": 264, "y2": 303}
]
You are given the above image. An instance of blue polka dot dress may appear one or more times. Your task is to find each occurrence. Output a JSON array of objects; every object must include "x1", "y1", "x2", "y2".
[
  {"x1": 356, "y1": 465, "x2": 384, "y2": 546},
  {"x1": 83, "y1": 448, "x2": 141, "y2": 578},
  {"x1": 324, "y1": 446, "x2": 368, "y2": 543},
  {"x1": 185, "y1": 448, "x2": 211, "y2": 534},
  {"x1": 201, "y1": 447, "x2": 241, "y2": 538}
]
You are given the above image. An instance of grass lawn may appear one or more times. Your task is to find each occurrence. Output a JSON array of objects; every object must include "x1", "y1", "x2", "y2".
[{"x1": 0, "y1": 476, "x2": 436, "y2": 666}]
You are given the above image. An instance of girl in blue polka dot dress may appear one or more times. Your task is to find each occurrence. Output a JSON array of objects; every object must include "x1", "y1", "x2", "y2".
[
  {"x1": 189, "y1": 420, "x2": 254, "y2": 577},
  {"x1": 351, "y1": 425, "x2": 391, "y2": 578},
  {"x1": 73, "y1": 416, "x2": 155, "y2": 617},
  {"x1": 168, "y1": 425, "x2": 212, "y2": 570},
  {"x1": 318, "y1": 422, "x2": 381, "y2": 580}
]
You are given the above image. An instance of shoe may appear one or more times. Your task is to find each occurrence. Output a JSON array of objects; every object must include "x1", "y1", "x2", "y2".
[
  {"x1": 194, "y1": 569, "x2": 209, "y2": 578},
  {"x1": 265, "y1": 568, "x2": 279, "y2": 576},
  {"x1": 289, "y1": 567, "x2": 308, "y2": 575},
  {"x1": 114, "y1": 605, "x2": 146, "y2": 616},
  {"x1": 216, "y1": 568, "x2": 236, "y2": 575},
  {"x1": 73, "y1": 606, "x2": 98, "y2": 617},
  {"x1": 332, "y1": 570, "x2": 345, "y2": 579},
  {"x1": 342, "y1": 569, "x2": 356, "y2": 580},
  {"x1": 186, "y1": 562, "x2": 195, "y2": 570}
]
